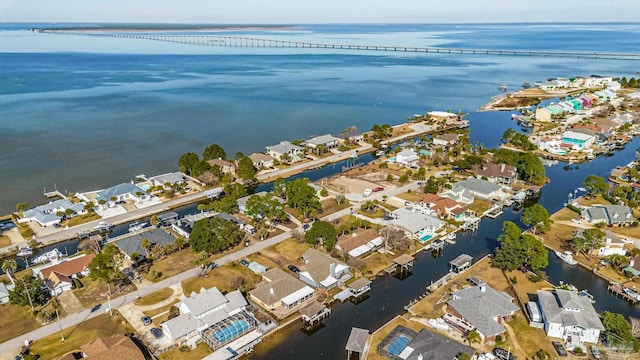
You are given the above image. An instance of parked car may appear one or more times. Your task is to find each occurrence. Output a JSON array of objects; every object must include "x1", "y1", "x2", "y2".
[
  {"x1": 288, "y1": 264, "x2": 300, "y2": 274},
  {"x1": 373, "y1": 186, "x2": 384, "y2": 192},
  {"x1": 591, "y1": 346, "x2": 601, "y2": 359},
  {"x1": 492, "y1": 347, "x2": 517, "y2": 360},
  {"x1": 244, "y1": 224, "x2": 257, "y2": 234},
  {"x1": 302, "y1": 224, "x2": 311, "y2": 231},
  {"x1": 571, "y1": 218, "x2": 582, "y2": 224},
  {"x1": 239, "y1": 259, "x2": 250, "y2": 267},
  {"x1": 150, "y1": 327, "x2": 163, "y2": 339},
  {"x1": 141, "y1": 316, "x2": 152, "y2": 326},
  {"x1": 621, "y1": 238, "x2": 632, "y2": 244},
  {"x1": 552, "y1": 341, "x2": 567, "y2": 357}
]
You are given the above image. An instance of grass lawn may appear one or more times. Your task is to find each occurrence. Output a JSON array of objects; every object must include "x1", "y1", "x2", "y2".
[
  {"x1": 142, "y1": 248, "x2": 199, "y2": 282},
  {"x1": 16, "y1": 222, "x2": 34, "y2": 239},
  {"x1": 508, "y1": 314, "x2": 556, "y2": 357},
  {"x1": 320, "y1": 198, "x2": 351, "y2": 216},
  {"x1": 73, "y1": 277, "x2": 137, "y2": 308},
  {"x1": 362, "y1": 252, "x2": 395, "y2": 278},
  {"x1": 182, "y1": 263, "x2": 262, "y2": 295},
  {"x1": 395, "y1": 190, "x2": 424, "y2": 203},
  {"x1": 144, "y1": 300, "x2": 179, "y2": 319},
  {"x1": 577, "y1": 194, "x2": 611, "y2": 207},
  {"x1": 367, "y1": 316, "x2": 424, "y2": 360},
  {"x1": 358, "y1": 208, "x2": 386, "y2": 219},
  {"x1": 467, "y1": 199, "x2": 492, "y2": 215},
  {"x1": 551, "y1": 207, "x2": 580, "y2": 222},
  {"x1": 271, "y1": 238, "x2": 309, "y2": 264},
  {"x1": 159, "y1": 342, "x2": 213, "y2": 360},
  {"x1": 391, "y1": 124, "x2": 415, "y2": 138},
  {"x1": 0, "y1": 235, "x2": 10, "y2": 247},
  {"x1": 0, "y1": 303, "x2": 42, "y2": 343},
  {"x1": 29, "y1": 312, "x2": 134, "y2": 359},
  {"x1": 64, "y1": 212, "x2": 101, "y2": 227},
  {"x1": 609, "y1": 225, "x2": 640, "y2": 239},
  {"x1": 135, "y1": 288, "x2": 173, "y2": 307}
]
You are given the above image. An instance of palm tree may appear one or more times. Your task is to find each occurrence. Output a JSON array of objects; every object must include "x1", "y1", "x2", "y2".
[
  {"x1": 465, "y1": 330, "x2": 481, "y2": 345},
  {"x1": 256, "y1": 227, "x2": 269, "y2": 241},
  {"x1": 149, "y1": 214, "x2": 159, "y2": 227},
  {"x1": 141, "y1": 238, "x2": 152, "y2": 259},
  {"x1": 51, "y1": 297, "x2": 64, "y2": 341},
  {"x1": 2, "y1": 259, "x2": 17, "y2": 285}
]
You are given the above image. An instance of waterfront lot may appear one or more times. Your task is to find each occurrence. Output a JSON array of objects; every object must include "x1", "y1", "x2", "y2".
[
  {"x1": 367, "y1": 316, "x2": 425, "y2": 360},
  {"x1": 181, "y1": 262, "x2": 261, "y2": 295},
  {"x1": 141, "y1": 248, "x2": 199, "y2": 282},
  {"x1": 158, "y1": 342, "x2": 212, "y2": 360}
]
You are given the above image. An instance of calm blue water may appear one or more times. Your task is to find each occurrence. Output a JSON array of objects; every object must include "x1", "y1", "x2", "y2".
[{"x1": 1, "y1": 23, "x2": 640, "y2": 213}]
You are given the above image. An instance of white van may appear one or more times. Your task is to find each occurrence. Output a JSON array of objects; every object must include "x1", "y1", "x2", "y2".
[
  {"x1": 244, "y1": 225, "x2": 256, "y2": 234},
  {"x1": 363, "y1": 189, "x2": 373, "y2": 197}
]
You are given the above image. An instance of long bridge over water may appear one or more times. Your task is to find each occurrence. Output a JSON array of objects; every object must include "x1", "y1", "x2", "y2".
[{"x1": 38, "y1": 29, "x2": 640, "y2": 61}]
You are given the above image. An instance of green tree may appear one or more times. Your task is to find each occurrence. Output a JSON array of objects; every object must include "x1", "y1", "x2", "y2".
[
  {"x1": 177, "y1": 152, "x2": 199, "y2": 174},
  {"x1": 502, "y1": 128, "x2": 517, "y2": 144},
  {"x1": 305, "y1": 220, "x2": 338, "y2": 251},
  {"x1": 465, "y1": 330, "x2": 481, "y2": 345},
  {"x1": 600, "y1": 311, "x2": 638, "y2": 350},
  {"x1": 191, "y1": 159, "x2": 211, "y2": 177},
  {"x1": 83, "y1": 201, "x2": 95, "y2": 212},
  {"x1": 9, "y1": 275, "x2": 50, "y2": 309},
  {"x1": 237, "y1": 156, "x2": 257, "y2": 183},
  {"x1": 285, "y1": 178, "x2": 321, "y2": 219},
  {"x1": 141, "y1": 238, "x2": 152, "y2": 258},
  {"x1": 202, "y1": 143, "x2": 227, "y2": 161},
  {"x1": 256, "y1": 226, "x2": 269, "y2": 240},
  {"x1": 572, "y1": 228, "x2": 605, "y2": 259},
  {"x1": 457, "y1": 353, "x2": 472, "y2": 360},
  {"x1": 360, "y1": 200, "x2": 377, "y2": 214},
  {"x1": 15, "y1": 202, "x2": 29, "y2": 212},
  {"x1": 272, "y1": 178, "x2": 286, "y2": 198},
  {"x1": 88, "y1": 243, "x2": 126, "y2": 290},
  {"x1": 607, "y1": 253, "x2": 628, "y2": 268},
  {"x1": 493, "y1": 221, "x2": 548, "y2": 271},
  {"x1": 190, "y1": 217, "x2": 245, "y2": 254},
  {"x1": 149, "y1": 214, "x2": 159, "y2": 227},
  {"x1": 520, "y1": 204, "x2": 551, "y2": 235},
  {"x1": 423, "y1": 176, "x2": 440, "y2": 194},
  {"x1": 583, "y1": 175, "x2": 608, "y2": 196},
  {"x1": 2, "y1": 259, "x2": 17, "y2": 285}
]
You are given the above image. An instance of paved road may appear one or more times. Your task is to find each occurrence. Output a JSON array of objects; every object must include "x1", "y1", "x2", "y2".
[{"x1": 0, "y1": 176, "x2": 423, "y2": 356}]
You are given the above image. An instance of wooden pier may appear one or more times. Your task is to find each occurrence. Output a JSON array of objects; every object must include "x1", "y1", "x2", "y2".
[
  {"x1": 607, "y1": 283, "x2": 639, "y2": 304},
  {"x1": 460, "y1": 217, "x2": 480, "y2": 231}
]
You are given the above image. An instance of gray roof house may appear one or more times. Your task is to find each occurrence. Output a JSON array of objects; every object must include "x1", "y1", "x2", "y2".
[
  {"x1": 0, "y1": 282, "x2": 10, "y2": 304},
  {"x1": 582, "y1": 205, "x2": 633, "y2": 225},
  {"x1": 299, "y1": 248, "x2": 350, "y2": 289},
  {"x1": 19, "y1": 199, "x2": 86, "y2": 227},
  {"x1": 389, "y1": 208, "x2": 445, "y2": 238},
  {"x1": 305, "y1": 134, "x2": 341, "y2": 150},
  {"x1": 113, "y1": 228, "x2": 176, "y2": 260},
  {"x1": 440, "y1": 186, "x2": 474, "y2": 205},
  {"x1": 95, "y1": 183, "x2": 150, "y2": 209},
  {"x1": 537, "y1": 289, "x2": 604, "y2": 345},
  {"x1": 447, "y1": 283, "x2": 519, "y2": 342},
  {"x1": 266, "y1": 141, "x2": 304, "y2": 162},
  {"x1": 162, "y1": 287, "x2": 250, "y2": 345},
  {"x1": 149, "y1": 172, "x2": 185, "y2": 187},
  {"x1": 452, "y1": 178, "x2": 504, "y2": 200},
  {"x1": 378, "y1": 325, "x2": 475, "y2": 360}
]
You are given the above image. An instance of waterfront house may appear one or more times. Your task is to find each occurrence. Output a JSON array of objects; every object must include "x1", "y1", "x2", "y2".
[
  {"x1": 236, "y1": 191, "x2": 284, "y2": 215},
  {"x1": 57, "y1": 334, "x2": 146, "y2": 360},
  {"x1": 581, "y1": 205, "x2": 633, "y2": 226},
  {"x1": 34, "y1": 253, "x2": 95, "y2": 295},
  {"x1": 428, "y1": 111, "x2": 459, "y2": 122},
  {"x1": 249, "y1": 268, "x2": 315, "y2": 319},
  {"x1": 266, "y1": 141, "x2": 304, "y2": 162},
  {"x1": 558, "y1": 102, "x2": 576, "y2": 114},
  {"x1": 440, "y1": 186, "x2": 474, "y2": 205},
  {"x1": 305, "y1": 134, "x2": 341, "y2": 153},
  {"x1": 451, "y1": 178, "x2": 504, "y2": 201},
  {"x1": 561, "y1": 131, "x2": 596, "y2": 150},
  {"x1": 207, "y1": 158, "x2": 236, "y2": 174},
  {"x1": 422, "y1": 193, "x2": 463, "y2": 219},
  {"x1": 377, "y1": 325, "x2": 475, "y2": 360},
  {"x1": 389, "y1": 207, "x2": 445, "y2": 240},
  {"x1": 19, "y1": 199, "x2": 87, "y2": 227},
  {"x1": 433, "y1": 133, "x2": 460, "y2": 147},
  {"x1": 622, "y1": 257, "x2": 640, "y2": 277},
  {"x1": 299, "y1": 248, "x2": 350, "y2": 289},
  {"x1": 597, "y1": 230, "x2": 627, "y2": 257},
  {"x1": 161, "y1": 287, "x2": 252, "y2": 348},
  {"x1": 536, "y1": 105, "x2": 564, "y2": 122},
  {"x1": 335, "y1": 127, "x2": 364, "y2": 143},
  {"x1": 335, "y1": 228, "x2": 383, "y2": 258},
  {"x1": 536, "y1": 289, "x2": 604, "y2": 345},
  {"x1": 446, "y1": 283, "x2": 519, "y2": 343},
  {"x1": 216, "y1": 212, "x2": 246, "y2": 229},
  {"x1": 149, "y1": 172, "x2": 185, "y2": 189},
  {"x1": 94, "y1": 183, "x2": 150, "y2": 209},
  {"x1": 0, "y1": 283, "x2": 10, "y2": 304},
  {"x1": 248, "y1": 153, "x2": 275, "y2": 169},
  {"x1": 172, "y1": 218, "x2": 194, "y2": 239},
  {"x1": 113, "y1": 228, "x2": 176, "y2": 261},
  {"x1": 395, "y1": 149, "x2": 419, "y2": 168},
  {"x1": 476, "y1": 163, "x2": 517, "y2": 186},
  {"x1": 156, "y1": 211, "x2": 179, "y2": 227}
]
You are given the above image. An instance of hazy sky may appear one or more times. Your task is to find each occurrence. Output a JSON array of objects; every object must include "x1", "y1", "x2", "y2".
[{"x1": 1, "y1": 0, "x2": 640, "y2": 23}]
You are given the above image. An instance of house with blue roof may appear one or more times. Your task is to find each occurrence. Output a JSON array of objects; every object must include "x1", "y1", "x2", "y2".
[
  {"x1": 18, "y1": 199, "x2": 86, "y2": 227},
  {"x1": 94, "y1": 182, "x2": 150, "y2": 209}
]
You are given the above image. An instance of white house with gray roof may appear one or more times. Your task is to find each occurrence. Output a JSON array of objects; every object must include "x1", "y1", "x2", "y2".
[
  {"x1": 440, "y1": 186, "x2": 474, "y2": 205},
  {"x1": 304, "y1": 134, "x2": 341, "y2": 151},
  {"x1": 396, "y1": 149, "x2": 419, "y2": 168},
  {"x1": 536, "y1": 289, "x2": 604, "y2": 344},
  {"x1": 299, "y1": 248, "x2": 350, "y2": 289},
  {"x1": 582, "y1": 205, "x2": 633, "y2": 226},
  {"x1": 266, "y1": 141, "x2": 304, "y2": 162},
  {"x1": 389, "y1": 207, "x2": 445, "y2": 239},
  {"x1": 149, "y1": 172, "x2": 185, "y2": 188},
  {"x1": 161, "y1": 287, "x2": 250, "y2": 345},
  {"x1": 19, "y1": 199, "x2": 86, "y2": 227},
  {"x1": 94, "y1": 182, "x2": 151, "y2": 209},
  {"x1": 446, "y1": 283, "x2": 519, "y2": 343},
  {"x1": 451, "y1": 178, "x2": 505, "y2": 200}
]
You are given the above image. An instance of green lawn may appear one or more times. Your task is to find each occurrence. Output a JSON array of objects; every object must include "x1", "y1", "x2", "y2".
[
  {"x1": 182, "y1": 263, "x2": 261, "y2": 295},
  {"x1": 64, "y1": 212, "x2": 101, "y2": 227},
  {"x1": 134, "y1": 288, "x2": 173, "y2": 306}
]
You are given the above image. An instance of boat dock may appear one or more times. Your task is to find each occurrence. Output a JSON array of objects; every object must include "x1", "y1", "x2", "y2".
[
  {"x1": 607, "y1": 283, "x2": 639, "y2": 304},
  {"x1": 484, "y1": 205, "x2": 503, "y2": 218}
]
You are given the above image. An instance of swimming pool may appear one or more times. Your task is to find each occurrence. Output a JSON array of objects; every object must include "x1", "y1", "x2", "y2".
[
  {"x1": 419, "y1": 234, "x2": 432, "y2": 242},
  {"x1": 388, "y1": 336, "x2": 411, "y2": 356},
  {"x1": 139, "y1": 184, "x2": 151, "y2": 191},
  {"x1": 213, "y1": 320, "x2": 250, "y2": 343},
  {"x1": 386, "y1": 156, "x2": 397, "y2": 163}
]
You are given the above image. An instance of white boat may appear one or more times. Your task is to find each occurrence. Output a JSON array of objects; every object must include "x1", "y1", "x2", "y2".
[
  {"x1": 32, "y1": 248, "x2": 64, "y2": 264},
  {"x1": 93, "y1": 221, "x2": 112, "y2": 230},
  {"x1": 555, "y1": 251, "x2": 577, "y2": 265},
  {"x1": 16, "y1": 246, "x2": 33, "y2": 257},
  {"x1": 623, "y1": 287, "x2": 640, "y2": 301},
  {"x1": 580, "y1": 289, "x2": 595, "y2": 303},
  {"x1": 556, "y1": 281, "x2": 578, "y2": 292},
  {"x1": 427, "y1": 318, "x2": 450, "y2": 331},
  {"x1": 128, "y1": 221, "x2": 148, "y2": 233}
]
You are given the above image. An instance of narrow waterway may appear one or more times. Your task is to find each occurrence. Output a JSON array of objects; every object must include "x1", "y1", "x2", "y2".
[{"x1": 250, "y1": 135, "x2": 640, "y2": 360}]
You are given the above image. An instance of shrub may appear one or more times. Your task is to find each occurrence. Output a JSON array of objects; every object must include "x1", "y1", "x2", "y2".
[
  {"x1": 566, "y1": 204, "x2": 581, "y2": 213},
  {"x1": 320, "y1": 188, "x2": 329, "y2": 197},
  {"x1": 510, "y1": 276, "x2": 518, "y2": 284}
]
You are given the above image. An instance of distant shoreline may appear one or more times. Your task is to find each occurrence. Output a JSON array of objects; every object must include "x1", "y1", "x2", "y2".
[{"x1": 34, "y1": 25, "x2": 294, "y2": 32}]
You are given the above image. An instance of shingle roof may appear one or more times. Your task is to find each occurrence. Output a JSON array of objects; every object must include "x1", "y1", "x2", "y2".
[
  {"x1": 453, "y1": 178, "x2": 502, "y2": 197},
  {"x1": 248, "y1": 153, "x2": 274, "y2": 163},
  {"x1": 250, "y1": 268, "x2": 309, "y2": 306},
  {"x1": 477, "y1": 163, "x2": 516, "y2": 179},
  {"x1": 345, "y1": 327, "x2": 369, "y2": 353},
  {"x1": 306, "y1": 134, "x2": 340, "y2": 146},
  {"x1": 301, "y1": 248, "x2": 348, "y2": 284},
  {"x1": 149, "y1": 172, "x2": 184, "y2": 185},
  {"x1": 404, "y1": 328, "x2": 476, "y2": 360},
  {"x1": 448, "y1": 284, "x2": 519, "y2": 337},
  {"x1": 537, "y1": 290, "x2": 604, "y2": 330},
  {"x1": 113, "y1": 229, "x2": 175, "y2": 258},
  {"x1": 390, "y1": 208, "x2": 444, "y2": 234},
  {"x1": 80, "y1": 334, "x2": 145, "y2": 360},
  {"x1": 22, "y1": 199, "x2": 85, "y2": 224},
  {"x1": 39, "y1": 253, "x2": 95, "y2": 280},
  {"x1": 266, "y1": 141, "x2": 302, "y2": 154},
  {"x1": 180, "y1": 287, "x2": 227, "y2": 317},
  {"x1": 96, "y1": 183, "x2": 145, "y2": 201},
  {"x1": 337, "y1": 228, "x2": 381, "y2": 253}
]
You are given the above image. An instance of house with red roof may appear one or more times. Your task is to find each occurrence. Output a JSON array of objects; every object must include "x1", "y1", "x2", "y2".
[{"x1": 34, "y1": 253, "x2": 95, "y2": 295}]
